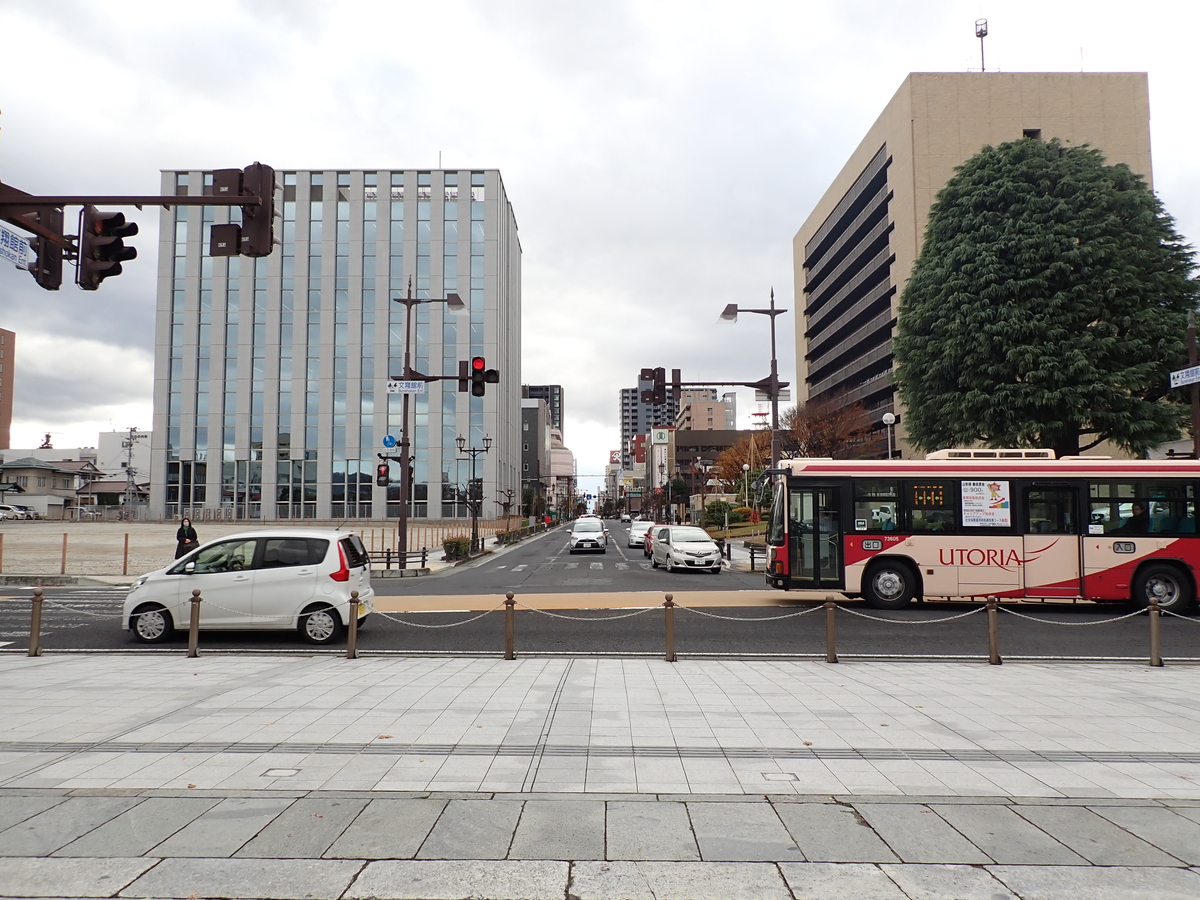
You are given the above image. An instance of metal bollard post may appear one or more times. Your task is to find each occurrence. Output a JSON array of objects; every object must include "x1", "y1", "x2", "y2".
[
  {"x1": 504, "y1": 591, "x2": 516, "y2": 660},
  {"x1": 663, "y1": 594, "x2": 677, "y2": 662},
  {"x1": 824, "y1": 598, "x2": 838, "y2": 663},
  {"x1": 28, "y1": 588, "x2": 44, "y2": 657},
  {"x1": 986, "y1": 596, "x2": 1002, "y2": 665},
  {"x1": 385, "y1": 548, "x2": 392, "y2": 570},
  {"x1": 187, "y1": 589, "x2": 202, "y2": 658},
  {"x1": 60, "y1": 533, "x2": 68, "y2": 575},
  {"x1": 347, "y1": 590, "x2": 360, "y2": 659},
  {"x1": 122, "y1": 533, "x2": 130, "y2": 576},
  {"x1": 1149, "y1": 597, "x2": 1163, "y2": 667}
]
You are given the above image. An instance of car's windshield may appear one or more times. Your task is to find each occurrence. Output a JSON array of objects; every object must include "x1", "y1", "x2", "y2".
[
  {"x1": 672, "y1": 527, "x2": 712, "y2": 543},
  {"x1": 573, "y1": 520, "x2": 602, "y2": 532}
]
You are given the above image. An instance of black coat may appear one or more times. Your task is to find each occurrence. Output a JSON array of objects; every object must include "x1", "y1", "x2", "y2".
[{"x1": 175, "y1": 524, "x2": 198, "y2": 559}]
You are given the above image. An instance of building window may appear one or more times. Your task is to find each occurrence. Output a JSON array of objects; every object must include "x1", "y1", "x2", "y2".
[{"x1": 1023, "y1": 128, "x2": 1042, "y2": 140}]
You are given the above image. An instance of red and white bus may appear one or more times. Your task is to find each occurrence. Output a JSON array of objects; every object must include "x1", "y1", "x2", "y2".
[{"x1": 764, "y1": 449, "x2": 1199, "y2": 611}]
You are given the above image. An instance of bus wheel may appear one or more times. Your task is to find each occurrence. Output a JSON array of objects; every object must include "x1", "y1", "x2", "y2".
[
  {"x1": 863, "y1": 562, "x2": 916, "y2": 610},
  {"x1": 1133, "y1": 563, "x2": 1193, "y2": 613}
]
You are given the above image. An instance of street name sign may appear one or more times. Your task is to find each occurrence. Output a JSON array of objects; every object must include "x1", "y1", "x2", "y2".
[
  {"x1": 387, "y1": 380, "x2": 427, "y2": 394},
  {"x1": 1170, "y1": 366, "x2": 1200, "y2": 389}
]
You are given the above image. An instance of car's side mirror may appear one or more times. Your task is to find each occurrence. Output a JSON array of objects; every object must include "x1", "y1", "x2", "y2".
[{"x1": 184, "y1": 561, "x2": 196, "y2": 574}]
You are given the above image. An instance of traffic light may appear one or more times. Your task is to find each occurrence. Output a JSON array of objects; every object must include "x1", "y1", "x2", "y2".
[
  {"x1": 652, "y1": 367, "x2": 667, "y2": 405},
  {"x1": 210, "y1": 162, "x2": 277, "y2": 257},
  {"x1": 469, "y1": 357, "x2": 499, "y2": 397},
  {"x1": 376, "y1": 461, "x2": 390, "y2": 487},
  {"x1": 458, "y1": 359, "x2": 470, "y2": 393},
  {"x1": 77, "y1": 206, "x2": 137, "y2": 290},
  {"x1": 27, "y1": 207, "x2": 64, "y2": 291}
]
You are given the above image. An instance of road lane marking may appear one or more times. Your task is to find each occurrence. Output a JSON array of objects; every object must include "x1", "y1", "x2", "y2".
[
  {"x1": 615, "y1": 563, "x2": 629, "y2": 570},
  {"x1": 590, "y1": 562, "x2": 604, "y2": 569},
  {"x1": 512, "y1": 564, "x2": 527, "y2": 571}
]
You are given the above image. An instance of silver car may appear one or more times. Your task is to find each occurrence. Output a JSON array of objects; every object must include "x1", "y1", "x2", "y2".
[
  {"x1": 568, "y1": 518, "x2": 608, "y2": 554},
  {"x1": 627, "y1": 520, "x2": 655, "y2": 549},
  {"x1": 650, "y1": 525, "x2": 722, "y2": 574}
]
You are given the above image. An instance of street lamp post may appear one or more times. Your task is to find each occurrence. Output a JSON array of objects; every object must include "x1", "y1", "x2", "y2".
[
  {"x1": 456, "y1": 433, "x2": 492, "y2": 554},
  {"x1": 719, "y1": 289, "x2": 788, "y2": 470},
  {"x1": 391, "y1": 280, "x2": 464, "y2": 565},
  {"x1": 882, "y1": 412, "x2": 896, "y2": 460},
  {"x1": 742, "y1": 462, "x2": 750, "y2": 507}
]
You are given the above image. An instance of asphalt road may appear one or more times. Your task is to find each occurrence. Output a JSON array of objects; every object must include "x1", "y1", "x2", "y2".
[{"x1": 0, "y1": 521, "x2": 1196, "y2": 659}]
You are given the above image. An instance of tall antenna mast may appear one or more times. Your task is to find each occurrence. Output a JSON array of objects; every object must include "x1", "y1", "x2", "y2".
[{"x1": 975, "y1": 18, "x2": 988, "y2": 72}]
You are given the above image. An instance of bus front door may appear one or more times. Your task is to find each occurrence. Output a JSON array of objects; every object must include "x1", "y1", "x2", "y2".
[
  {"x1": 1023, "y1": 484, "x2": 1082, "y2": 598},
  {"x1": 790, "y1": 487, "x2": 842, "y2": 589}
]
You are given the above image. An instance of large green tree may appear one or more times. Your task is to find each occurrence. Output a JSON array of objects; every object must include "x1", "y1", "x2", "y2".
[{"x1": 894, "y1": 138, "x2": 1199, "y2": 457}]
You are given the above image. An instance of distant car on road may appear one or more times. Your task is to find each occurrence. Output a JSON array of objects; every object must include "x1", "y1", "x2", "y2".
[
  {"x1": 651, "y1": 525, "x2": 722, "y2": 574},
  {"x1": 0, "y1": 504, "x2": 26, "y2": 520},
  {"x1": 627, "y1": 520, "x2": 655, "y2": 549},
  {"x1": 14, "y1": 505, "x2": 40, "y2": 519},
  {"x1": 568, "y1": 518, "x2": 608, "y2": 554},
  {"x1": 619, "y1": 513, "x2": 631, "y2": 523}
]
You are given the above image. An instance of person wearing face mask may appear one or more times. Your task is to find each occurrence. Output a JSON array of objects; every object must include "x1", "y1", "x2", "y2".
[{"x1": 175, "y1": 517, "x2": 199, "y2": 559}]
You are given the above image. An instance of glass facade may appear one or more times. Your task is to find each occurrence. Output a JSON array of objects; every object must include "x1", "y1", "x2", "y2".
[{"x1": 151, "y1": 169, "x2": 521, "y2": 522}]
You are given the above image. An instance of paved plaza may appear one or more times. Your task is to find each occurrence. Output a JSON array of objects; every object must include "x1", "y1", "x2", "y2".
[{"x1": 1, "y1": 654, "x2": 1199, "y2": 898}]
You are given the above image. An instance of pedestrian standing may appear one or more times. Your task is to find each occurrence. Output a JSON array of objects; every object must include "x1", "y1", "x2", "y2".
[{"x1": 175, "y1": 517, "x2": 199, "y2": 559}]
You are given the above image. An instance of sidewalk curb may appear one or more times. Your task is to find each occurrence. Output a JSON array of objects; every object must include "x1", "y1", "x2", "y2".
[{"x1": 0, "y1": 575, "x2": 132, "y2": 587}]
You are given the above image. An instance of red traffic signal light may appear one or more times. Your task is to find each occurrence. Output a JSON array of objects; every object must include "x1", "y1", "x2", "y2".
[
  {"x1": 376, "y1": 462, "x2": 390, "y2": 487},
  {"x1": 77, "y1": 206, "x2": 137, "y2": 290},
  {"x1": 468, "y1": 357, "x2": 499, "y2": 396}
]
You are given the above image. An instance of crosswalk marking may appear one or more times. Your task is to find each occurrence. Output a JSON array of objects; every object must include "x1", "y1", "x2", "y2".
[
  {"x1": 615, "y1": 563, "x2": 628, "y2": 570},
  {"x1": 512, "y1": 564, "x2": 527, "y2": 572},
  {"x1": 589, "y1": 562, "x2": 603, "y2": 570},
  {"x1": 566, "y1": 562, "x2": 578, "y2": 569}
]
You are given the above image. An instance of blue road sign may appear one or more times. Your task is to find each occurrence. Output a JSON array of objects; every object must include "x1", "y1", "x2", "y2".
[{"x1": 382, "y1": 435, "x2": 397, "y2": 448}]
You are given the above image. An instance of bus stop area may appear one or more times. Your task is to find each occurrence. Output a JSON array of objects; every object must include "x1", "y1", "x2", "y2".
[{"x1": 1, "y1": 653, "x2": 1199, "y2": 899}]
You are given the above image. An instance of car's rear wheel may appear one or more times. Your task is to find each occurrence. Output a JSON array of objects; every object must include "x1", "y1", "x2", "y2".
[
  {"x1": 131, "y1": 603, "x2": 173, "y2": 643},
  {"x1": 299, "y1": 604, "x2": 344, "y2": 644}
]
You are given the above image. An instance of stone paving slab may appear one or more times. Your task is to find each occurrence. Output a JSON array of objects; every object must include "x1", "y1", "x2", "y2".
[
  {"x1": 883, "y1": 863, "x2": 1018, "y2": 899},
  {"x1": 1013, "y1": 803, "x2": 1186, "y2": 866},
  {"x1": 509, "y1": 799, "x2": 605, "y2": 860},
  {"x1": 55, "y1": 797, "x2": 219, "y2": 858},
  {"x1": 323, "y1": 797, "x2": 445, "y2": 859},
  {"x1": 0, "y1": 795, "x2": 66, "y2": 833},
  {"x1": 0, "y1": 797, "x2": 142, "y2": 857},
  {"x1": 774, "y1": 802, "x2": 899, "y2": 863},
  {"x1": 346, "y1": 859, "x2": 568, "y2": 900},
  {"x1": 231, "y1": 796, "x2": 365, "y2": 859},
  {"x1": 778, "y1": 862, "x2": 908, "y2": 899},
  {"x1": 605, "y1": 800, "x2": 699, "y2": 861},
  {"x1": 988, "y1": 864, "x2": 1200, "y2": 899},
  {"x1": 119, "y1": 857, "x2": 364, "y2": 899},
  {"x1": 417, "y1": 798, "x2": 523, "y2": 859},
  {"x1": 1091, "y1": 805, "x2": 1200, "y2": 864},
  {"x1": 147, "y1": 796, "x2": 296, "y2": 857},
  {"x1": 853, "y1": 803, "x2": 992, "y2": 864},
  {"x1": 687, "y1": 801, "x2": 805, "y2": 862},
  {"x1": 0, "y1": 856, "x2": 156, "y2": 898},
  {"x1": 930, "y1": 803, "x2": 1087, "y2": 865},
  {"x1": 572, "y1": 860, "x2": 791, "y2": 900}
]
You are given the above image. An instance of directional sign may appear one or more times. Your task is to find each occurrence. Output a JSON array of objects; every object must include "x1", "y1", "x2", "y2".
[
  {"x1": 382, "y1": 435, "x2": 397, "y2": 448},
  {"x1": 1170, "y1": 366, "x2": 1200, "y2": 389},
  {"x1": 0, "y1": 224, "x2": 29, "y2": 269},
  {"x1": 387, "y1": 380, "x2": 427, "y2": 394}
]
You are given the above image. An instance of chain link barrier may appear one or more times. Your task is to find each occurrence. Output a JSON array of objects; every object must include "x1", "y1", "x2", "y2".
[
  {"x1": 997, "y1": 606, "x2": 1148, "y2": 627},
  {"x1": 1162, "y1": 608, "x2": 1200, "y2": 624},
  {"x1": 837, "y1": 605, "x2": 986, "y2": 625},
  {"x1": 513, "y1": 601, "x2": 660, "y2": 622},
  {"x1": 674, "y1": 603, "x2": 825, "y2": 622},
  {"x1": 373, "y1": 603, "x2": 505, "y2": 628}
]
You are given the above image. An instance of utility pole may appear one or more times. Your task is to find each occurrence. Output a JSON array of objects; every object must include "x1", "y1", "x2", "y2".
[{"x1": 122, "y1": 427, "x2": 148, "y2": 519}]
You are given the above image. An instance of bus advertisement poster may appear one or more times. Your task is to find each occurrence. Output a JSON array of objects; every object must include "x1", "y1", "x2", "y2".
[{"x1": 961, "y1": 480, "x2": 1011, "y2": 527}]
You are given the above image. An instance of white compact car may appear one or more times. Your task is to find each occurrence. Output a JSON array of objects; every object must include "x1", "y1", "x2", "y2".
[
  {"x1": 650, "y1": 525, "x2": 723, "y2": 574},
  {"x1": 627, "y1": 520, "x2": 655, "y2": 549},
  {"x1": 568, "y1": 518, "x2": 608, "y2": 553},
  {"x1": 123, "y1": 529, "x2": 375, "y2": 645}
]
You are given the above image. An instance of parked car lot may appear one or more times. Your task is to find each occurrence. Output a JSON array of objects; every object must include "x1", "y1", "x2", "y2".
[{"x1": 123, "y1": 529, "x2": 374, "y2": 645}]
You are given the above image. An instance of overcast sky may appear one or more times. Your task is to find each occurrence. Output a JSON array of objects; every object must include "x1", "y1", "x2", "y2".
[{"x1": 3, "y1": 0, "x2": 1200, "y2": 497}]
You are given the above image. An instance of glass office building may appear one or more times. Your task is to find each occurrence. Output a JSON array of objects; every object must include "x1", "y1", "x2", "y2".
[{"x1": 149, "y1": 169, "x2": 521, "y2": 521}]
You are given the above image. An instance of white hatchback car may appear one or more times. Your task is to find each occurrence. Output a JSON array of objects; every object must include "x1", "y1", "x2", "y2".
[
  {"x1": 123, "y1": 529, "x2": 375, "y2": 645},
  {"x1": 650, "y1": 525, "x2": 723, "y2": 574},
  {"x1": 568, "y1": 518, "x2": 608, "y2": 553},
  {"x1": 627, "y1": 520, "x2": 655, "y2": 549}
]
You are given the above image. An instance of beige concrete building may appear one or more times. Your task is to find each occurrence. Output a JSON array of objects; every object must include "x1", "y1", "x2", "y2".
[{"x1": 792, "y1": 72, "x2": 1152, "y2": 457}]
